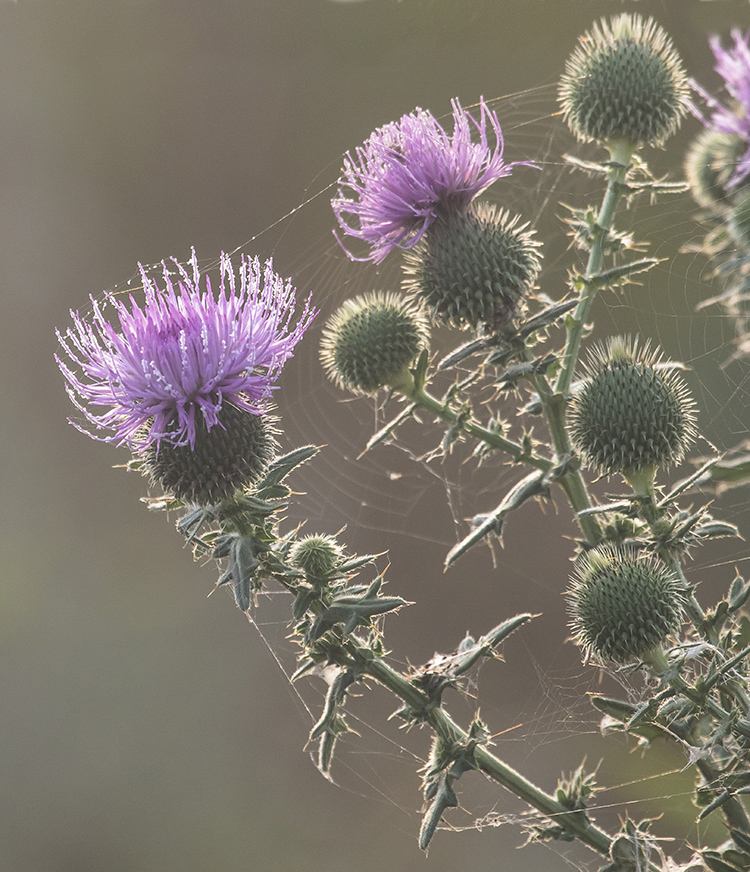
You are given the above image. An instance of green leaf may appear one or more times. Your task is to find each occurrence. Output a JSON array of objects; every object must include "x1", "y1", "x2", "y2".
[
  {"x1": 256, "y1": 445, "x2": 319, "y2": 491},
  {"x1": 445, "y1": 470, "x2": 548, "y2": 568}
]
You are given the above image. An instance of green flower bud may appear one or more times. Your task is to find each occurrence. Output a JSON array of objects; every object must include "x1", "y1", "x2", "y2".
[
  {"x1": 143, "y1": 405, "x2": 277, "y2": 505},
  {"x1": 567, "y1": 545, "x2": 686, "y2": 664},
  {"x1": 684, "y1": 129, "x2": 748, "y2": 211},
  {"x1": 559, "y1": 14, "x2": 689, "y2": 149},
  {"x1": 568, "y1": 337, "x2": 697, "y2": 481},
  {"x1": 289, "y1": 534, "x2": 343, "y2": 579},
  {"x1": 320, "y1": 292, "x2": 429, "y2": 394},
  {"x1": 401, "y1": 203, "x2": 542, "y2": 334}
]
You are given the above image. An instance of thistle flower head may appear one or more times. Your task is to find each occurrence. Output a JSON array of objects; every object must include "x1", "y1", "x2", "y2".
[
  {"x1": 289, "y1": 534, "x2": 344, "y2": 579},
  {"x1": 701, "y1": 29, "x2": 750, "y2": 189},
  {"x1": 402, "y1": 202, "x2": 542, "y2": 334},
  {"x1": 567, "y1": 545, "x2": 686, "y2": 664},
  {"x1": 320, "y1": 292, "x2": 429, "y2": 395},
  {"x1": 332, "y1": 98, "x2": 535, "y2": 264},
  {"x1": 56, "y1": 249, "x2": 316, "y2": 452},
  {"x1": 559, "y1": 14, "x2": 689, "y2": 149},
  {"x1": 568, "y1": 337, "x2": 697, "y2": 480}
]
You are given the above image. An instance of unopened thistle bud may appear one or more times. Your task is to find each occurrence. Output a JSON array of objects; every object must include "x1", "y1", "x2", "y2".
[
  {"x1": 684, "y1": 129, "x2": 748, "y2": 210},
  {"x1": 289, "y1": 534, "x2": 343, "y2": 579},
  {"x1": 568, "y1": 337, "x2": 697, "y2": 483},
  {"x1": 402, "y1": 203, "x2": 542, "y2": 334},
  {"x1": 567, "y1": 545, "x2": 686, "y2": 664},
  {"x1": 320, "y1": 292, "x2": 429, "y2": 395},
  {"x1": 144, "y1": 406, "x2": 277, "y2": 505},
  {"x1": 559, "y1": 14, "x2": 689, "y2": 150}
]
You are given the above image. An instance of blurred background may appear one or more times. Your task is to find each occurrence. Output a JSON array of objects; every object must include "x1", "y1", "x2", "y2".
[{"x1": 2, "y1": 1, "x2": 749, "y2": 870}]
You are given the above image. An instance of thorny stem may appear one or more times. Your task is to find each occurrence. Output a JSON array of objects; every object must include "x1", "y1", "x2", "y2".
[
  {"x1": 268, "y1": 565, "x2": 617, "y2": 852},
  {"x1": 522, "y1": 143, "x2": 638, "y2": 547},
  {"x1": 634, "y1": 488, "x2": 717, "y2": 646},
  {"x1": 669, "y1": 720, "x2": 750, "y2": 834},
  {"x1": 400, "y1": 382, "x2": 553, "y2": 472},
  {"x1": 532, "y1": 368, "x2": 602, "y2": 547},
  {"x1": 357, "y1": 650, "x2": 664, "y2": 866},
  {"x1": 555, "y1": 140, "x2": 635, "y2": 398},
  {"x1": 401, "y1": 381, "x2": 606, "y2": 545}
]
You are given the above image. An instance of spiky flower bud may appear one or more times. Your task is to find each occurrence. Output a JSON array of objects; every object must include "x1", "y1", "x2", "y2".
[
  {"x1": 559, "y1": 14, "x2": 689, "y2": 149},
  {"x1": 143, "y1": 405, "x2": 277, "y2": 505},
  {"x1": 320, "y1": 292, "x2": 429, "y2": 394},
  {"x1": 289, "y1": 534, "x2": 343, "y2": 579},
  {"x1": 568, "y1": 337, "x2": 697, "y2": 482},
  {"x1": 401, "y1": 203, "x2": 542, "y2": 334},
  {"x1": 567, "y1": 545, "x2": 686, "y2": 664},
  {"x1": 684, "y1": 129, "x2": 748, "y2": 210}
]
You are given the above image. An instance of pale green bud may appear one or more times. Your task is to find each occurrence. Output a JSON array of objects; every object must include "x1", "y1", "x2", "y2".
[
  {"x1": 289, "y1": 534, "x2": 343, "y2": 579},
  {"x1": 559, "y1": 14, "x2": 689, "y2": 149},
  {"x1": 568, "y1": 336, "x2": 697, "y2": 479},
  {"x1": 567, "y1": 545, "x2": 686, "y2": 664},
  {"x1": 320, "y1": 292, "x2": 429, "y2": 394},
  {"x1": 684, "y1": 129, "x2": 747, "y2": 210}
]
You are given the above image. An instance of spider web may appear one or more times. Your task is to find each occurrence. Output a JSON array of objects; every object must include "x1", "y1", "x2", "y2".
[{"x1": 69, "y1": 80, "x2": 750, "y2": 871}]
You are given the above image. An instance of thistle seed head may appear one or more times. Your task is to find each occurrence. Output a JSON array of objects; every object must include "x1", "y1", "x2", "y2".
[
  {"x1": 320, "y1": 292, "x2": 429, "y2": 394},
  {"x1": 568, "y1": 336, "x2": 697, "y2": 479},
  {"x1": 401, "y1": 203, "x2": 542, "y2": 334},
  {"x1": 567, "y1": 545, "x2": 686, "y2": 664},
  {"x1": 559, "y1": 14, "x2": 689, "y2": 149}
]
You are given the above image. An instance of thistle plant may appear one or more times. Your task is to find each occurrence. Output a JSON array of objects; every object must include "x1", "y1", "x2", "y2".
[{"x1": 56, "y1": 12, "x2": 750, "y2": 872}]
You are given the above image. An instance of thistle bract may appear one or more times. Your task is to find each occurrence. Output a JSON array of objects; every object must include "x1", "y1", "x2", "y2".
[
  {"x1": 332, "y1": 98, "x2": 535, "y2": 264},
  {"x1": 567, "y1": 546, "x2": 686, "y2": 664},
  {"x1": 320, "y1": 292, "x2": 429, "y2": 395},
  {"x1": 559, "y1": 14, "x2": 689, "y2": 149},
  {"x1": 143, "y1": 406, "x2": 277, "y2": 505},
  {"x1": 402, "y1": 202, "x2": 542, "y2": 334},
  {"x1": 568, "y1": 337, "x2": 697, "y2": 479},
  {"x1": 700, "y1": 29, "x2": 750, "y2": 189},
  {"x1": 289, "y1": 534, "x2": 343, "y2": 579},
  {"x1": 56, "y1": 250, "x2": 315, "y2": 452}
]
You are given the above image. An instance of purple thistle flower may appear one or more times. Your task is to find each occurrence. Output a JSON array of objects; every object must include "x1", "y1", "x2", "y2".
[
  {"x1": 703, "y1": 29, "x2": 750, "y2": 188},
  {"x1": 332, "y1": 98, "x2": 536, "y2": 264},
  {"x1": 56, "y1": 249, "x2": 316, "y2": 452}
]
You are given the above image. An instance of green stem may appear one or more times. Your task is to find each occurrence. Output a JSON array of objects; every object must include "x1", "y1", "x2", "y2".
[
  {"x1": 555, "y1": 140, "x2": 635, "y2": 398},
  {"x1": 632, "y1": 486, "x2": 716, "y2": 646},
  {"x1": 401, "y1": 382, "x2": 553, "y2": 472},
  {"x1": 669, "y1": 721, "x2": 750, "y2": 834},
  {"x1": 533, "y1": 374, "x2": 602, "y2": 547},
  {"x1": 361, "y1": 655, "x2": 623, "y2": 860}
]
